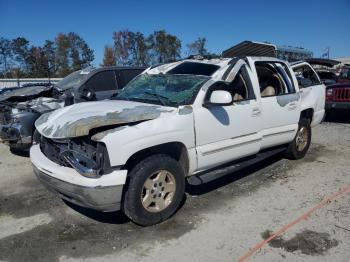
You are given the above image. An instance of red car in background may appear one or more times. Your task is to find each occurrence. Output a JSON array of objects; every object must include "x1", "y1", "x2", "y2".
[
  {"x1": 325, "y1": 83, "x2": 350, "y2": 116},
  {"x1": 337, "y1": 67, "x2": 350, "y2": 84}
]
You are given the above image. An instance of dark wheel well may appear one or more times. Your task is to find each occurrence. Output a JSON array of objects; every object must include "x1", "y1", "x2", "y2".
[
  {"x1": 300, "y1": 108, "x2": 314, "y2": 122},
  {"x1": 123, "y1": 142, "x2": 190, "y2": 175}
]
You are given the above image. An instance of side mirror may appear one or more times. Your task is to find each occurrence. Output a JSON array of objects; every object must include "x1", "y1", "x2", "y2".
[
  {"x1": 80, "y1": 85, "x2": 96, "y2": 101},
  {"x1": 206, "y1": 90, "x2": 232, "y2": 106}
]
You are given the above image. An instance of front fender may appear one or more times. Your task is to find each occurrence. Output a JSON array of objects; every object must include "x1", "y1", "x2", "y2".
[
  {"x1": 11, "y1": 111, "x2": 41, "y2": 139},
  {"x1": 94, "y1": 113, "x2": 195, "y2": 168}
]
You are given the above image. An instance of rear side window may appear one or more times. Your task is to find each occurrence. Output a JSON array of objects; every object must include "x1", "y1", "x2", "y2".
[
  {"x1": 85, "y1": 71, "x2": 117, "y2": 92},
  {"x1": 116, "y1": 69, "x2": 143, "y2": 88},
  {"x1": 293, "y1": 65, "x2": 320, "y2": 88},
  {"x1": 167, "y1": 62, "x2": 220, "y2": 76},
  {"x1": 256, "y1": 62, "x2": 295, "y2": 97}
]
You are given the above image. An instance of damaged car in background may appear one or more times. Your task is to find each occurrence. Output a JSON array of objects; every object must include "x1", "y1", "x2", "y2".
[
  {"x1": 0, "y1": 66, "x2": 145, "y2": 152},
  {"x1": 30, "y1": 56, "x2": 325, "y2": 226}
]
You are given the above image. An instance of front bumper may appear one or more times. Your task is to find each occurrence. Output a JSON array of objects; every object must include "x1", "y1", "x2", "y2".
[
  {"x1": 325, "y1": 101, "x2": 350, "y2": 110},
  {"x1": 30, "y1": 144, "x2": 128, "y2": 212},
  {"x1": 0, "y1": 122, "x2": 32, "y2": 146}
]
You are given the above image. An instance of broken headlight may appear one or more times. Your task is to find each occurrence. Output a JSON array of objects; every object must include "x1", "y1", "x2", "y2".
[{"x1": 59, "y1": 138, "x2": 111, "y2": 178}]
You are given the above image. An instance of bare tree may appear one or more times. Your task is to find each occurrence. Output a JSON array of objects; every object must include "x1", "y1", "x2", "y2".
[
  {"x1": 102, "y1": 45, "x2": 116, "y2": 66},
  {"x1": 187, "y1": 37, "x2": 208, "y2": 56}
]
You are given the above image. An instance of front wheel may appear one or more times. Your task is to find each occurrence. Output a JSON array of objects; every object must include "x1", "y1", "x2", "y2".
[
  {"x1": 122, "y1": 154, "x2": 185, "y2": 226},
  {"x1": 284, "y1": 118, "x2": 311, "y2": 160}
]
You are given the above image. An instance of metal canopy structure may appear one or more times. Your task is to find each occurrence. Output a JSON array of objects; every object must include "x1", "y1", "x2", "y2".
[
  {"x1": 222, "y1": 41, "x2": 277, "y2": 58},
  {"x1": 305, "y1": 58, "x2": 341, "y2": 68}
]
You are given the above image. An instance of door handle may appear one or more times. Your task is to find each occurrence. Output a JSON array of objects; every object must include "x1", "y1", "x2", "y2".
[{"x1": 252, "y1": 108, "x2": 261, "y2": 116}]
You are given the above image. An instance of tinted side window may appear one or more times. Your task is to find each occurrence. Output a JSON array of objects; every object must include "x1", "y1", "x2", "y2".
[
  {"x1": 116, "y1": 69, "x2": 143, "y2": 88},
  {"x1": 85, "y1": 71, "x2": 117, "y2": 92},
  {"x1": 293, "y1": 65, "x2": 320, "y2": 88},
  {"x1": 256, "y1": 62, "x2": 291, "y2": 97}
]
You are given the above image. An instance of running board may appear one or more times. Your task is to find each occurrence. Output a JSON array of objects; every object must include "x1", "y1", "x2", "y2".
[{"x1": 187, "y1": 147, "x2": 286, "y2": 185}]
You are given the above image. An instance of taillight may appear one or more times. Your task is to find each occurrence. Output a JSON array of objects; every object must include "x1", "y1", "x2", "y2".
[{"x1": 326, "y1": 89, "x2": 333, "y2": 101}]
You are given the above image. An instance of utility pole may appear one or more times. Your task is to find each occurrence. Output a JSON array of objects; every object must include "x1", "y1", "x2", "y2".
[{"x1": 327, "y1": 47, "x2": 330, "y2": 59}]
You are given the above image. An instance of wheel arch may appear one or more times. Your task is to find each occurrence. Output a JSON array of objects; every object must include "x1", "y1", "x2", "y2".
[
  {"x1": 300, "y1": 108, "x2": 314, "y2": 122},
  {"x1": 123, "y1": 142, "x2": 190, "y2": 175}
]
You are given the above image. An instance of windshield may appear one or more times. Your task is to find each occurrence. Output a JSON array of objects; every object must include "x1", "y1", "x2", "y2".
[
  {"x1": 339, "y1": 69, "x2": 350, "y2": 80},
  {"x1": 114, "y1": 74, "x2": 209, "y2": 106},
  {"x1": 318, "y1": 71, "x2": 336, "y2": 80},
  {"x1": 56, "y1": 70, "x2": 90, "y2": 90}
]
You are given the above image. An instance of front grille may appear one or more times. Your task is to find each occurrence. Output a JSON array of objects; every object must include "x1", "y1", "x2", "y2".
[
  {"x1": 333, "y1": 88, "x2": 350, "y2": 102},
  {"x1": 40, "y1": 136, "x2": 70, "y2": 166}
]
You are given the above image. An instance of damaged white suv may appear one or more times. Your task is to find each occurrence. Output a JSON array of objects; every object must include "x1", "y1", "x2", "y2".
[{"x1": 30, "y1": 57, "x2": 325, "y2": 226}]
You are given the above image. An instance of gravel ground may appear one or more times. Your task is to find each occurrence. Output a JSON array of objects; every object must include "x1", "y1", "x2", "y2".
[{"x1": 0, "y1": 118, "x2": 349, "y2": 262}]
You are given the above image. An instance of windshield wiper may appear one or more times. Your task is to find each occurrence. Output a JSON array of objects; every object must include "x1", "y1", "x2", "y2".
[{"x1": 144, "y1": 91, "x2": 171, "y2": 106}]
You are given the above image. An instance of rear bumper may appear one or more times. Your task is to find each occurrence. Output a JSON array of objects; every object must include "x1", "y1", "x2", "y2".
[
  {"x1": 30, "y1": 144, "x2": 128, "y2": 212},
  {"x1": 325, "y1": 101, "x2": 350, "y2": 110}
]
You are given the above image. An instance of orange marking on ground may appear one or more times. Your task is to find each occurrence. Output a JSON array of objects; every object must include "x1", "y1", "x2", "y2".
[{"x1": 237, "y1": 186, "x2": 350, "y2": 262}]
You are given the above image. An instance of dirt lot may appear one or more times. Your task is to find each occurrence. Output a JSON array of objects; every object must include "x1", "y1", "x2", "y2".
[{"x1": 0, "y1": 119, "x2": 350, "y2": 262}]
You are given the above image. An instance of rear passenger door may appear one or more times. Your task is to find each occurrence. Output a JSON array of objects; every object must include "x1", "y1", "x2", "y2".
[
  {"x1": 251, "y1": 60, "x2": 300, "y2": 149},
  {"x1": 84, "y1": 70, "x2": 118, "y2": 100}
]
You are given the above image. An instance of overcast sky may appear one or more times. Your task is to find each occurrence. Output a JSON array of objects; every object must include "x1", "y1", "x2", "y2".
[{"x1": 1, "y1": 0, "x2": 349, "y2": 65}]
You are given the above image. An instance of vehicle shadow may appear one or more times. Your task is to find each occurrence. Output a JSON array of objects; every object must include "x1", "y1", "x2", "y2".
[
  {"x1": 324, "y1": 111, "x2": 350, "y2": 124},
  {"x1": 63, "y1": 200, "x2": 130, "y2": 224},
  {"x1": 63, "y1": 153, "x2": 284, "y2": 224},
  {"x1": 9, "y1": 148, "x2": 29, "y2": 157},
  {"x1": 186, "y1": 152, "x2": 284, "y2": 196}
]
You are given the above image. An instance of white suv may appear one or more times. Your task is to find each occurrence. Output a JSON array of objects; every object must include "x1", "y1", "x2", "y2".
[{"x1": 30, "y1": 57, "x2": 325, "y2": 226}]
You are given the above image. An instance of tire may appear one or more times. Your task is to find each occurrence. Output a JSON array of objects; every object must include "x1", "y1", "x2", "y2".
[
  {"x1": 9, "y1": 142, "x2": 31, "y2": 152},
  {"x1": 122, "y1": 154, "x2": 185, "y2": 226},
  {"x1": 284, "y1": 118, "x2": 311, "y2": 160}
]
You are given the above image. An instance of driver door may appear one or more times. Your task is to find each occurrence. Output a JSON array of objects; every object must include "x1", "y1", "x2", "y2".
[{"x1": 194, "y1": 64, "x2": 262, "y2": 171}]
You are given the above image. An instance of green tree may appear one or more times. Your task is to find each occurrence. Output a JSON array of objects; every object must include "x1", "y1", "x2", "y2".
[
  {"x1": 131, "y1": 32, "x2": 149, "y2": 66},
  {"x1": 147, "y1": 30, "x2": 181, "y2": 64},
  {"x1": 11, "y1": 37, "x2": 30, "y2": 75},
  {"x1": 113, "y1": 30, "x2": 134, "y2": 65},
  {"x1": 54, "y1": 32, "x2": 94, "y2": 77},
  {"x1": 68, "y1": 32, "x2": 94, "y2": 70},
  {"x1": 43, "y1": 40, "x2": 56, "y2": 77},
  {"x1": 26, "y1": 46, "x2": 49, "y2": 78},
  {"x1": 0, "y1": 37, "x2": 13, "y2": 76},
  {"x1": 102, "y1": 45, "x2": 116, "y2": 66}
]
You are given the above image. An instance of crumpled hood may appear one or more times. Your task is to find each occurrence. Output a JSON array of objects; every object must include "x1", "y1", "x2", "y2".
[
  {"x1": 0, "y1": 85, "x2": 52, "y2": 102},
  {"x1": 16, "y1": 97, "x2": 63, "y2": 113},
  {"x1": 35, "y1": 100, "x2": 175, "y2": 139}
]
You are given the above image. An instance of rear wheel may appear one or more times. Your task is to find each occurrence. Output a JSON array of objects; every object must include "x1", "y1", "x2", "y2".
[
  {"x1": 284, "y1": 118, "x2": 311, "y2": 160},
  {"x1": 122, "y1": 154, "x2": 185, "y2": 226}
]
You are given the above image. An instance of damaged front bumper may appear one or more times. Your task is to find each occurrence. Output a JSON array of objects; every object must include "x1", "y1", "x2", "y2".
[
  {"x1": 0, "y1": 122, "x2": 32, "y2": 146},
  {"x1": 30, "y1": 144, "x2": 128, "y2": 212},
  {"x1": 326, "y1": 101, "x2": 350, "y2": 110}
]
